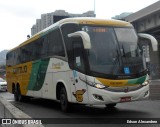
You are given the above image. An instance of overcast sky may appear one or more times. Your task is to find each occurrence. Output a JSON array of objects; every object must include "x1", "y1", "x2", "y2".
[{"x1": 0, "y1": 0, "x2": 159, "y2": 51}]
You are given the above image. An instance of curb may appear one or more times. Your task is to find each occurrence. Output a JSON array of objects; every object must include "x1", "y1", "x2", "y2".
[{"x1": 0, "y1": 96, "x2": 44, "y2": 127}]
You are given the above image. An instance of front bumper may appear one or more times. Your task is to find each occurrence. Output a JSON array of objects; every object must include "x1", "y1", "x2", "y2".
[
  {"x1": 87, "y1": 85, "x2": 149, "y2": 105},
  {"x1": 0, "y1": 85, "x2": 7, "y2": 91}
]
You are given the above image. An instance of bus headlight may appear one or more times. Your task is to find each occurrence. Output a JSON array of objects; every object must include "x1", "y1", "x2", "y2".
[
  {"x1": 86, "y1": 81, "x2": 106, "y2": 89},
  {"x1": 142, "y1": 80, "x2": 149, "y2": 86},
  {"x1": 95, "y1": 83, "x2": 106, "y2": 89}
]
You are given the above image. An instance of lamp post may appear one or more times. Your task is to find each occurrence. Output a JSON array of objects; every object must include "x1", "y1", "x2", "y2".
[{"x1": 94, "y1": 0, "x2": 96, "y2": 16}]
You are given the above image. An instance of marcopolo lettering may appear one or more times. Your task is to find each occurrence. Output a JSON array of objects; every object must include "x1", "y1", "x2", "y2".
[{"x1": 13, "y1": 65, "x2": 27, "y2": 74}]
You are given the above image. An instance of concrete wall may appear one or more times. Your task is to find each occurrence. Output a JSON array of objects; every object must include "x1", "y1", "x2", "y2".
[
  {"x1": 149, "y1": 81, "x2": 160, "y2": 100},
  {"x1": 0, "y1": 97, "x2": 43, "y2": 127}
]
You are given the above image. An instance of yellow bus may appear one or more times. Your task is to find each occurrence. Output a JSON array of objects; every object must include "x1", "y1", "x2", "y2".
[{"x1": 6, "y1": 18, "x2": 158, "y2": 112}]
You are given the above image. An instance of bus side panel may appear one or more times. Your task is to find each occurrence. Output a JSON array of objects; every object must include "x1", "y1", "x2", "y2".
[
  {"x1": 27, "y1": 59, "x2": 49, "y2": 91},
  {"x1": 26, "y1": 58, "x2": 49, "y2": 97},
  {"x1": 25, "y1": 58, "x2": 72, "y2": 101},
  {"x1": 6, "y1": 62, "x2": 33, "y2": 95},
  {"x1": 40, "y1": 58, "x2": 72, "y2": 101}
]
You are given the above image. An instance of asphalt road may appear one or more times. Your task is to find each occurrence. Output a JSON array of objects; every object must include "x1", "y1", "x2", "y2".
[
  {"x1": 0, "y1": 92, "x2": 160, "y2": 127},
  {"x1": 10, "y1": 100, "x2": 160, "y2": 127},
  {"x1": 0, "y1": 80, "x2": 160, "y2": 127}
]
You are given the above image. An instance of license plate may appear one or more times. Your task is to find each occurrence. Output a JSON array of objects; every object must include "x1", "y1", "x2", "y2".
[{"x1": 120, "y1": 97, "x2": 131, "y2": 102}]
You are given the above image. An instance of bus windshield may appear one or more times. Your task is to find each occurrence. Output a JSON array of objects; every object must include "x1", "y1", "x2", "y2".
[{"x1": 81, "y1": 26, "x2": 146, "y2": 77}]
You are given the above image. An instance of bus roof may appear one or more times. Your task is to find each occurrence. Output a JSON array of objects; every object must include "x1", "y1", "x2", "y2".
[
  {"x1": 59, "y1": 17, "x2": 132, "y2": 27},
  {"x1": 8, "y1": 18, "x2": 132, "y2": 52}
]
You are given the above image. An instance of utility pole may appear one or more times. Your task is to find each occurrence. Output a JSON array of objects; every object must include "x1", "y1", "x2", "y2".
[{"x1": 94, "y1": 0, "x2": 96, "y2": 16}]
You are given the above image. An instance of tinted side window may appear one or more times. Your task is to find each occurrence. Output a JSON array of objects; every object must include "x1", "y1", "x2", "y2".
[
  {"x1": 41, "y1": 36, "x2": 48, "y2": 58},
  {"x1": 73, "y1": 41, "x2": 85, "y2": 73},
  {"x1": 6, "y1": 51, "x2": 14, "y2": 66},
  {"x1": 7, "y1": 36, "x2": 48, "y2": 65},
  {"x1": 32, "y1": 38, "x2": 44, "y2": 60},
  {"x1": 61, "y1": 24, "x2": 80, "y2": 52},
  {"x1": 61, "y1": 24, "x2": 80, "y2": 69},
  {"x1": 20, "y1": 43, "x2": 32, "y2": 63},
  {"x1": 20, "y1": 37, "x2": 47, "y2": 62},
  {"x1": 7, "y1": 28, "x2": 65, "y2": 65},
  {"x1": 16, "y1": 48, "x2": 21, "y2": 64},
  {"x1": 48, "y1": 28, "x2": 65, "y2": 57}
]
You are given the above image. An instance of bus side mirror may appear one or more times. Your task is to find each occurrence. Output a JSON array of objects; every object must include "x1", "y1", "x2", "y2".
[
  {"x1": 68, "y1": 31, "x2": 91, "y2": 49},
  {"x1": 138, "y1": 33, "x2": 158, "y2": 51}
]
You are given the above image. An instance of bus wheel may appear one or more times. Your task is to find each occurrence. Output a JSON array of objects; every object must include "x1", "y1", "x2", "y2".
[
  {"x1": 60, "y1": 87, "x2": 70, "y2": 112},
  {"x1": 17, "y1": 87, "x2": 23, "y2": 102},
  {"x1": 14, "y1": 87, "x2": 19, "y2": 101},
  {"x1": 105, "y1": 103, "x2": 117, "y2": 108},
  {"x1": 14, "y1": 86, "x2": 23, "y2": 102}
]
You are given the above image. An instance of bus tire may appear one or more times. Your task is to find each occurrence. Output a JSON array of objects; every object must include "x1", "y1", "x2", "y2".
[
  {"x1": 16, "y1": 86, "x2": 22, "y2": 102},
  {"x1": 15, "y1": 86, "x2": 27, "y2": 102},
  {"x1": 105, "y1": 103, "x2": 117, "y2": 108},
  {"x1": 60, "y1": 87, "x2": 70, "y2": 112},
  {"x1": 14, "y1": 86, "x2": 19, "y2": 101}
]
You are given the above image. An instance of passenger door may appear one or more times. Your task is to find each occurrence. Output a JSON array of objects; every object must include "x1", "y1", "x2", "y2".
[{"x1": 72, "y1": 41, "x2": 88, "y2": 104}]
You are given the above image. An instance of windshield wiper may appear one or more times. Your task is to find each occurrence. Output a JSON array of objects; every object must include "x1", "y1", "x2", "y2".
[
  {"x1": 121, "y1": 44, "x2": 128, "y2": 65},
  {"x1": 113, "y1": 49, "x2": 120, "y2": 66},
  {"x1": 111, "y1": 49, "x2": 120, "y2": 75}
]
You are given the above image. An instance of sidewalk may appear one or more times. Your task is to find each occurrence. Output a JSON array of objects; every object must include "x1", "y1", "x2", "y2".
[{"x1": 149, "y1": 80, "x2": 160, "y2": 100}]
